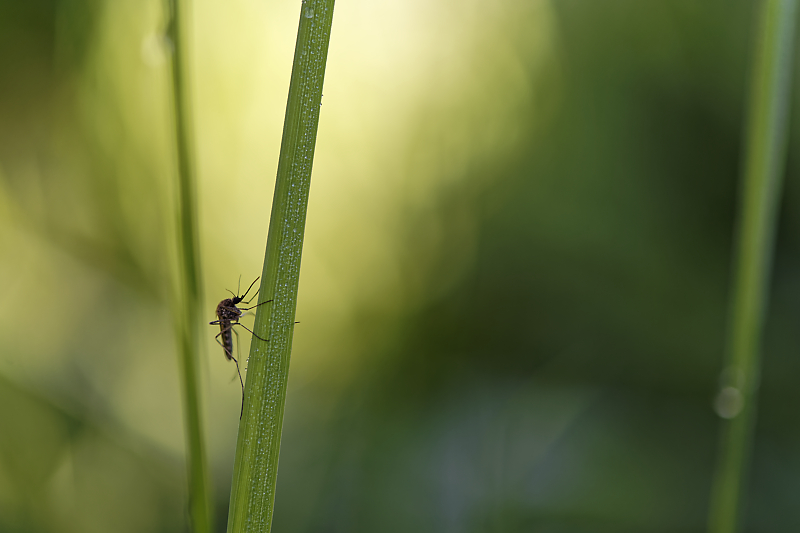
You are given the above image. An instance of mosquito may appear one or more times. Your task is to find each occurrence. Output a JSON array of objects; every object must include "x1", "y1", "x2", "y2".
[{"x1": 210, "y1": 276, "x2": 272, "y2": 415}]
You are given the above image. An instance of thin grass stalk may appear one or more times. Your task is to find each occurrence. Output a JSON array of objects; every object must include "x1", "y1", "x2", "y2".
[
  {"x1": 166, "y1": 1, "x2": 212, "y2": 532},
  {"x1": 226, "y1": 1, "x2": 336, "y2": 531},
  {"x1": 708, "y1": 1, "x2": 797, "y2": 532}
]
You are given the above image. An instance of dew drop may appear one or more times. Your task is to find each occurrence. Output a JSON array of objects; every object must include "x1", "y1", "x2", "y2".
[{"x1": 714, "y1": 386, "x2": 744, "y2": 419}]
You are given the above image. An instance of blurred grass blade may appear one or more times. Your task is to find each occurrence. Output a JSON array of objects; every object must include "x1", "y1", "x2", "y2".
[
  {"x1": 708, "y1": 1, "x2": 797, "y2": 532},
  {"x1": 226, "y1": 1, "x2": 336, "y2": 531},
  {"x1": 166, "y1": 0, "x2": 212, "y2": 532}
]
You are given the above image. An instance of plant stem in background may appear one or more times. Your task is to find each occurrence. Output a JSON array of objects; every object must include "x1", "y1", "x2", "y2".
[
  {"x1": 708, "y1": 1, "x2": 797, "y2": 532},
  {"x1": 226, "y1": 1, "x2": 336, "y2": 531},
  {"x1": 166, "y1": 1, "x2": 212, "y2": 532}
]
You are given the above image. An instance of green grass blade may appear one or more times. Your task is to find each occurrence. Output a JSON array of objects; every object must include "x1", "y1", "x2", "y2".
[
  {"x1": 166, "y1": 1, "x2": 213, "y2": 532},
  {"x1": 226, "y1": 1, "x2": 336, "y2": 531},
  {"x1": 708, "y1": 1, "x2": 797, "y2": 532}
]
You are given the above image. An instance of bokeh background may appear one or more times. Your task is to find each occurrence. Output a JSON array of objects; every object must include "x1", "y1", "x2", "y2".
[{"x1": 2, "y1": 0, "x2": 800, "y2": 531}]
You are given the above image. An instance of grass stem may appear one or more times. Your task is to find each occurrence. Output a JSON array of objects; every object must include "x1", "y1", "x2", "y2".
[
  {"x1": 708, "y1": 1, "x2": 797, "y2": 531},
  {"x1": 166, "y1": 1, "x2": 213, "y2": 532},
  {"x1": 225, "y1": 1, "x2": 336, "y2": 531}
]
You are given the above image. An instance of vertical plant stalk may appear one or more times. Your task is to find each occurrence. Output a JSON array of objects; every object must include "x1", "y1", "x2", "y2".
[
  {"x1": 226, "y1": 1, "x2": 336, "y2": 531},
  {"x1": 708, "y1": 1, "x2": 796, "y2": 532},
  {"x1": 167, "y1": 1, "x2": 213, "y2": 532}
]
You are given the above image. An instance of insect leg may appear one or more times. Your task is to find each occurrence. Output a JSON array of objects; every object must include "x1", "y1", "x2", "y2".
[
  {"x1": 242, "y1": 289, "x2": 259, "y2": 305},
  {"x1": 239, "y1": 299, "x2": 273, "y2": 311},
  {"x1": 231, "y1": 322, "x2": 270, "y2": 342},
  {"x1": 239, "y1": 277, "x2": 261, "y2": 303},
  {"x1": 229, "y1": 328, "x2": 244, "y2": 389},
  {"x1": 231, "y1": 325, "x2": 241, "y2": 364},
  {"x1": 216, "y1": 327, "x2": 245, "y2": 416},
  {"x1": 214, "y1": 328, "x2": 234, "y2": 358},
  {"x1": 229, "y1": 326, "x2": 246, "y2": 418}
]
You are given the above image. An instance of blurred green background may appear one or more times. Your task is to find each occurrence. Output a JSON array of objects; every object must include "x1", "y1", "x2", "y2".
[{"x1": 1, "y1": 0, "x2": 799, "y2": 532}]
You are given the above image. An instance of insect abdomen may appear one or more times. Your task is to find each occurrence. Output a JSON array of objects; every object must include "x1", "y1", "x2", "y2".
[{"x1": 219, "y1": 323, "x2": 234, "y2": 361}]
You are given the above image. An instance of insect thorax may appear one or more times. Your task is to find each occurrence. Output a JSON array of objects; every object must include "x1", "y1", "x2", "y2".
[{"x1": 216, "y1": 299, "x2": 242, "y2": 321}]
